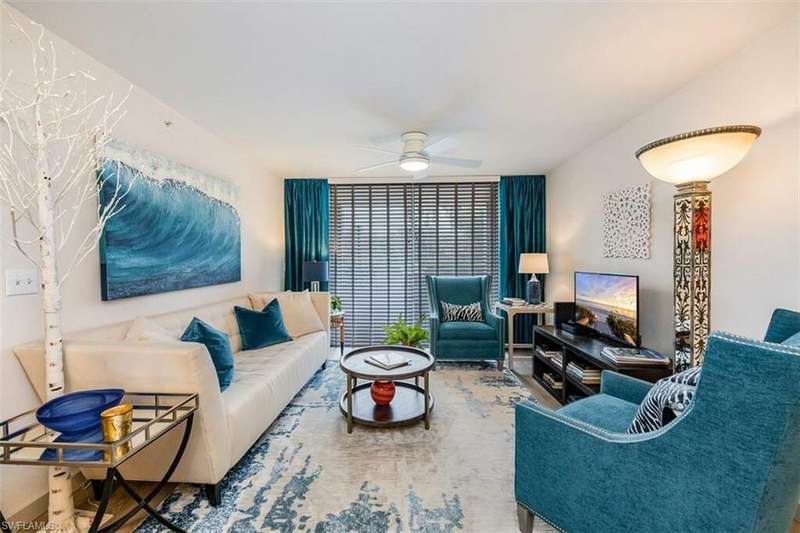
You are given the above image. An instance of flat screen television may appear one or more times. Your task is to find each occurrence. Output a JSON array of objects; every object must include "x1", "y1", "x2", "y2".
[{"x1": 574, "y1": 271, "x2": 639, "y2": 347}]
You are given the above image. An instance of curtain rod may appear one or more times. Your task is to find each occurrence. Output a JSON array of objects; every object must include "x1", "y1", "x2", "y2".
[{"x1": 327, "y1": 175, "x2": 500, "y2": 185}]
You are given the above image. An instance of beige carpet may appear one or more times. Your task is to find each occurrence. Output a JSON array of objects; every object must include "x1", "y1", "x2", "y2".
[{"x1": 137, "y1": 361, "x2": 551, "y2": 532}]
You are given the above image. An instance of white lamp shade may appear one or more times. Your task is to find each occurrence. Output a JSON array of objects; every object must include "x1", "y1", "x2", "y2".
[
  {"x1": 636, "y1": 125, "x2": 760, "y2": 185},
  {"x1": 518, "y1": 253, "x2": 549, "y2": 274}
]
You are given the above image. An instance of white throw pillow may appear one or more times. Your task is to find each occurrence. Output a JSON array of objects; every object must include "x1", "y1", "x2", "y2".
[
  {"x1": 248, "y1": 291, "x2": 324, "y2": 339},
  {"x1": 124, "y1": 316, "x2": 178, "y2": 342}
]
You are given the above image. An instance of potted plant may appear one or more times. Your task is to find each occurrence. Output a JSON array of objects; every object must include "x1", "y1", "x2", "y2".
[
  {"x1": 331, "y1": 295, "x2": 342, "y2": 313},
  {"x1": 383, "y1": 314, "x2": 429, "y2": 347}
]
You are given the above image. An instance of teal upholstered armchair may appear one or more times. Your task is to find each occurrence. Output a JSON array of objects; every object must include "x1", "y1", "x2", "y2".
[
  {"x1": 515, "y1": 308, "x2": 800, "y2": 533},
  {"x1": 426, "y1": 275, "x2": 505, "y2": 367}
]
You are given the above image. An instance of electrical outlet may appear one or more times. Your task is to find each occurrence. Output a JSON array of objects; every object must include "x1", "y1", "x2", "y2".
[{"x1": 5, "y1": 269, "x2": 38, "y2": 296}]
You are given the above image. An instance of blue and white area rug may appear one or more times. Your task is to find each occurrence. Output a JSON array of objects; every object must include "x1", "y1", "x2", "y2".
[{"x1": 138, "y1": 362, "x2": 538, "y2": 532}]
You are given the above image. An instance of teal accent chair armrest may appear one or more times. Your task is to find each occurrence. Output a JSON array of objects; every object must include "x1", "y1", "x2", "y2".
[
  {"x1": 428, "y1": 313, "x2": 440, "y2": 359},
  {"x1": 425, "y1": 275, "x2": 505, "y2": 366},
  {"x1": 515, "y1": 330, "x2": 800, "y2": 533},
  {"x1": 600, "y1": 371, "x2": 653, "y2": 405}
]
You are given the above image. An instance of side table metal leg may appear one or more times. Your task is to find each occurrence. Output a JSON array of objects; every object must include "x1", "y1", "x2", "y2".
[
  {"x1": 89, "y1": 467, "x2": 116, "y2": 533},
  {"x1": 94, "y1": 414, "x2": 194, "y2": 533},
  {"x1": 346, "y1": 375, "x2": 353, "y2": 434},
  {"x1": 339, "y1": 324, "x2": 345, "y2": 357},
  {"x1": 424, "y1": 371, "x2": 430, "y2": 430}
]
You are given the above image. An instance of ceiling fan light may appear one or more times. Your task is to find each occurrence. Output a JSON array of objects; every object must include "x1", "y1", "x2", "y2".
[{"x1": 400, "y1": 156, "x2": 429, "y2": 172}]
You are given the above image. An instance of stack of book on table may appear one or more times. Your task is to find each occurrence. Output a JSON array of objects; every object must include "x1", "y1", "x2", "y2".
[
  {"x1": 542, "y1": 372, "x2": 563, "y2": 390},
  {"x1": 600, "y1": 346, "x2": 670, "y2": 366},
  {"x1": 366, "y1": 353, "x2": 411, "y2": 370},
  {"x1": 566, "y1": 360, "x2": 601, "y2": 385},
  {"x1": 501, "y1": 297, "x2": 526, "y2": 307},
  {"x1": 535, "y1": 347, "x2": 563, "y2": 367}
]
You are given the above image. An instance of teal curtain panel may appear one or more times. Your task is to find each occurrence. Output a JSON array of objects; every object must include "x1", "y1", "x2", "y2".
[
  {"x1": 284, "y1": 179, "x2": 329, "y2": 291},
  {"x1": 499, "y1": 175, "x2": 546, "y2": 344}
]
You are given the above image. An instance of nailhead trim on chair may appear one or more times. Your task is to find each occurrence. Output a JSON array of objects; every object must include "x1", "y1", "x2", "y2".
[
  {"x1": 517, "y1": 500, "x2": 566, "y2": 532},
  {"x1": 714, "y1": 331, "x2": 800, "y2": 355}
]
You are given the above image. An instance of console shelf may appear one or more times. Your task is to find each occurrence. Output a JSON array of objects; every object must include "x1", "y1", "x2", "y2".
[{"x1": 532, "y1": 325, "x2": 671, "y2": 405}]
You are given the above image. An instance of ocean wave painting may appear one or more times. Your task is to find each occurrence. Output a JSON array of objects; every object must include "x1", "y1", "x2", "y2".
[{"x1": 98, "y1": 141, "x2": 241, "y2": 301}]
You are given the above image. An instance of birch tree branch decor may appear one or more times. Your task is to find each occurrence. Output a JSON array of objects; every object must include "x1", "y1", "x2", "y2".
[{"x1": 0, "y1": 12, "x2": 132, "y2": 533}]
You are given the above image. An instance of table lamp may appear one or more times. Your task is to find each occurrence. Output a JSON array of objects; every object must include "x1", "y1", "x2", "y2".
[
  {"x1": 636, "y1": 125, "x2": 760, "y2": 371},
  {"x1": 302, "y1": 261, "x2": 328, "y2": 292},
  {"x1": 518, "y1": 253, "x2": 549, "y2": 304}
]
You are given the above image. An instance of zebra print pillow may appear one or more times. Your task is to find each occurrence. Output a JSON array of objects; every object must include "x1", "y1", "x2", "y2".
[
  {"x1": 441, "y1": 301, "x2": 484, "y2": 322},
  {"x1": 627, "y1": 366, "x2": 702, "y2": 434}
]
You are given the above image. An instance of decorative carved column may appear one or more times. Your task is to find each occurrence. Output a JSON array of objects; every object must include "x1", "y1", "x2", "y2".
[{"x1": 673, "y1": 182, "x2": 711, "y2": 372}]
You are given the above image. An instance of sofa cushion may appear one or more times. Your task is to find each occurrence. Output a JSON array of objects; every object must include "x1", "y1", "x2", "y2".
[
  {"x1": 124, "y1": 317, "x2": 177, "y2": 342},
  {"x1": 557, "y1": 393, "x2": 639, "y2": 433},
  {"x1": 181, "y1": 318, "x2": 235, "y2": 391},
  {"x1": 438, "y1": 321, "x2": 497, "y2": 341},
  {"x1": 147, "y1": 297, "x2": 250, "y2": 353},
  {"x1": 223, "y1": 331, "x2": 328, "y2": 461},
  {"x1": 249, "y1": 291, "x2": 324, "y2": 339},
  {"x1": 234, "y1": 301, "x2": 292, "y2": 350}
]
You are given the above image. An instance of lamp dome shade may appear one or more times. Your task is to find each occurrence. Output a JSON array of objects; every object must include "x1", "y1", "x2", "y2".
[
  {"x1": 635, "y1": 125, "x2": 760, "y2": 185},
  {"x1": 518, "y1": 253, "x2": 549, "y2": 274}
]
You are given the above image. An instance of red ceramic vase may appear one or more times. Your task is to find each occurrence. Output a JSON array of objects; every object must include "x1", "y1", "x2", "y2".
[{"x1": 370, "y1": 380, "x2": 396, "y2": 405}]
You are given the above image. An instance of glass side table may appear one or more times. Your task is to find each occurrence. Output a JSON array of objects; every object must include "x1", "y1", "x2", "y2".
[{"x1": 0, "y1": 392, "x2": 198, "y2": 533}]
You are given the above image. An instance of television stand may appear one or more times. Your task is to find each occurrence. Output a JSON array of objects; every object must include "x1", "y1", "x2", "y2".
[{"x1": 531, "y1": 325, "x2": 671, "y2": 405}]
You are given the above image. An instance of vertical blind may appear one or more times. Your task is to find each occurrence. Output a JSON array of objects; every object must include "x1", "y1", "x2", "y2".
[{"x1": 330, "y1": 181, "x2": 499, "y2": 347}]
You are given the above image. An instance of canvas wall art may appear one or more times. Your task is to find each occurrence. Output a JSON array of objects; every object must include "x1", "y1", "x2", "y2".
[
  {"x1": 602, "y1": 183, "x2": 651, "y2": 259},
  {"x1": 98, "y1": 141, "x2": 241, "y2": 300}
]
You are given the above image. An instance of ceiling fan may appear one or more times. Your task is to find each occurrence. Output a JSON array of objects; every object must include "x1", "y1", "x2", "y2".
[{"x1": 354, "y1": 131, "x2": 482, "y2": 177}]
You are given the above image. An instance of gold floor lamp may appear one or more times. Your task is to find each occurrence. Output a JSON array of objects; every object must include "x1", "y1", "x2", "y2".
[{"x1": 636, "y1": 125, "x2": 761, "y2": 372}]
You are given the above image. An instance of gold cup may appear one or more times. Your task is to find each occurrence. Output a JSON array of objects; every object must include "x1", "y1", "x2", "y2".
[{"x1": 100, "y1": 403, "x2": 133, "y2": 462}]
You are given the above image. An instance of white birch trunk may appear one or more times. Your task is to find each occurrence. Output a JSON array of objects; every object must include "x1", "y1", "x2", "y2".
[
  {"x1": 34, "y1": 100, "x2": 79, "y2": 533},
  {"x1": 0, "y1": 13, "x2": 131, "y2": 531}
]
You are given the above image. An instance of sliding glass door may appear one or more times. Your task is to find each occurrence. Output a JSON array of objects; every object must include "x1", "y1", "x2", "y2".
[{"x1": 330, "y1": 181, "x2": 499, "y2": 347}]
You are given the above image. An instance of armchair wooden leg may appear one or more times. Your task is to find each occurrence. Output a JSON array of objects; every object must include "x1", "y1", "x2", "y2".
[{"x1": 517, "y1": 504, "x2": 534, "y2": 533}]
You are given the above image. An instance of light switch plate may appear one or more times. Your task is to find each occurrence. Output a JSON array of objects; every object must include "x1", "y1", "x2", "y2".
[{"x1": 5, "y1": 268, "x2": 38, "y2": 296}]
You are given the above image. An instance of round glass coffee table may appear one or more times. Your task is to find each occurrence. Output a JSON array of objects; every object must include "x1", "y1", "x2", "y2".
[{"x1": 339, "y1": 345, "x2": 435, "y2": 433}]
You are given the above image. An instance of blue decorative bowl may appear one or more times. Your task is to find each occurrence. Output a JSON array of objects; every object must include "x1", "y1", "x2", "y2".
[
  {"x1": 40, "y1": 427, "x2": 105, "y2": 462},
  {"x1": 36, "y1": 389, "x2": 125, "y2": 436}
]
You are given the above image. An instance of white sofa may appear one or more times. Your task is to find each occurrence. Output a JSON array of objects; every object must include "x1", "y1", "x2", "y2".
[{"x1": 14, "y1": 291, "x2": 330, "y2": 505}]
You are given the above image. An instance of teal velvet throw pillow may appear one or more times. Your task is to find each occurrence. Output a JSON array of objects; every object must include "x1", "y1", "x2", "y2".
[
  {"x1": 181, "y1": 318, "x2": 234, "y2": 391},
  {"x1": 234, "y1": 299, "x2": 292, "y2": 350}
]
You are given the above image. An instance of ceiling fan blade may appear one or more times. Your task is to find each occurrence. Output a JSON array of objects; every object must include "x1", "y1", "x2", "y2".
[
  {"x1": 430, "y1": 156, "x2": 482, "y2": 169},
  {"x1": 354, "y1": 160, "x2": 399, "y2": 173},
  {"x1": 354, "y1": 144, "x2": 401, "y2": 156},
  {"x1": 368, "y1": 133, "x2": 404, "y2": 146},
  {"x1": 424, "y1": 136, "x2": 459, "y2": 155}
]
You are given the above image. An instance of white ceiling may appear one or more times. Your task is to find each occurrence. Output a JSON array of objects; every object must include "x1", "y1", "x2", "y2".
[{"x1": 9, "y1": 1, "x2": 794, "y2": 178}]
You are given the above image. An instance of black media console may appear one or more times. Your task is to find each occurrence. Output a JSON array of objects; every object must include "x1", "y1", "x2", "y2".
[{"x1": 532, "y1": 325, "x2": 672, "y2": 405}]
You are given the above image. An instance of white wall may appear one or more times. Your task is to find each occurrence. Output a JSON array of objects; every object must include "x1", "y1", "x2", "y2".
[
  {"x1": 548, "y1": 18, "x2": 800, "y2": 355},
  {"x1": 0, "y1": 6, "x2": 284, "y2": 517}
]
